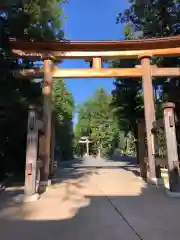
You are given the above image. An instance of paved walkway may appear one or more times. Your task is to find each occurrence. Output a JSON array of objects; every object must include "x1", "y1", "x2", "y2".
[{"x1": 0, "y1": 157, "x2": 180, "y2": 240}]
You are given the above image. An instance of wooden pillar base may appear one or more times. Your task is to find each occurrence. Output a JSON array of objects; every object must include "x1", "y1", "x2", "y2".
[{"x1": 140, "y1": 163, "x2": 147, "y2": 181}]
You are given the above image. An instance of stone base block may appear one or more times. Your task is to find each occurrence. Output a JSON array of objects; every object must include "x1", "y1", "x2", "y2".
[
  {"x1": 147, "y1": 177, "x2": 159, "y2": 185},
  {"x1": 157, "y1": 178, "x2": 165, "y2": 185},
  {"x1": 39, "y1": 180, "x2": 51, "y2": 186},
  {"x1": 166, "y1": 189, "x2": 180, "y2": 198},
  {"x1": 147, "y1": 177, "x2": 167, "y2": 186},
  {"x1": 13, "y1": 193, "x2": 40, "y2": 203}
]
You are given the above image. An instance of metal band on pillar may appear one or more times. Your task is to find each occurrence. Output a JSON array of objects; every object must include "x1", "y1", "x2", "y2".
[{"x1": 140, "y1": 55, "x2": 156, "y2": 183}]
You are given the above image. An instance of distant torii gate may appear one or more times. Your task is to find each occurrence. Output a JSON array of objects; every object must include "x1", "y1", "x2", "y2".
[
  {"x1": 9, "y1": 36, "x2": 180, "y2": 199},
  {"x1": 79, "y1": 136, "x2": 92, "y2": 156}
]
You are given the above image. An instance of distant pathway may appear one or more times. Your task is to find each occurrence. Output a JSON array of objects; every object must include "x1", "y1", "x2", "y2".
[
  {"x1": 60, "y1": 155, "x2": 137, "y2": 169},
  {"x1": 0, "y1": 156, "x2": 180, "y2": 240}
]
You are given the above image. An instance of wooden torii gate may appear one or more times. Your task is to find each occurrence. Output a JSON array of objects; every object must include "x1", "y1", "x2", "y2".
[
  {"x1": 9, "y1": 36, "x2": 180, "y2": 198},
  {"x1": 79, "y1": 136, "x2": 92, "y2": 156}
]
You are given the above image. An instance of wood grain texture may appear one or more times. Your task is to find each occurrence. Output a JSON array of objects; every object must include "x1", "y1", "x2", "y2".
[
  {"x1": 9, "y1": 36, "x2": 180, "y2": 59},
  {"x1": 13, "y1": 67, "x2": 180, "y2": 79}
]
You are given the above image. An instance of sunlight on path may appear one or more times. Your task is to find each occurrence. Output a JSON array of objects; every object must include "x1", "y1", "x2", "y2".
[{"x1": 0, "y1": 158, "x2": 180, "y2": 240}]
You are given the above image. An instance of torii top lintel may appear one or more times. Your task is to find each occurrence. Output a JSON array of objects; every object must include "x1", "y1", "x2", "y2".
[{"x1": 9, "y1": 35, "x2": 180, "y2": 60}]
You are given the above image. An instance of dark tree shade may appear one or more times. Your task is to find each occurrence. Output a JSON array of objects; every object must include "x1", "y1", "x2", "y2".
[{"x1": 0, "y1": 0, "x2": 66, "y2": 179}]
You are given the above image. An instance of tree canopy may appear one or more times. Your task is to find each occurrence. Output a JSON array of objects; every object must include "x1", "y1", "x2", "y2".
[
  {"x1": 75, "y1": 88, "x2": 121, "y2": 157},
  {"x1": 0, "y1": 0, "x2": 70, "y2": 179},
  {"x1": 112, "y1": 0, "x2": 180, "y2": 159},
  {"x1": 52, "y1": 80, "x2": 75, "y2": 161}
]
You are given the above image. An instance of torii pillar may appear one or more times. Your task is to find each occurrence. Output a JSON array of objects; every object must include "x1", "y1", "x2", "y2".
[
  {"x1": 137, "y1": 118, "x2": 147, "y2": 180},
  {"x1": 49, "y1": 111, "x2": 55, "y2": 177},
  {"x1": 140, "y1": 56, "x2": 156, "y2": 184},
  {"x1": 41, "y1": 59, "x2": 53, "y2": 186},
  {"x1": 22, "y1": 105, "x2": 40, "y2": 202},
  {"x1": 24, "y1": 106, "x2": 39, "y2": 196}
]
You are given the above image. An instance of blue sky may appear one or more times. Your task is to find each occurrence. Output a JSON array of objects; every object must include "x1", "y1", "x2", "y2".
[{"x1": 61, "y1": 0, "x2": 129, "y2": 123}]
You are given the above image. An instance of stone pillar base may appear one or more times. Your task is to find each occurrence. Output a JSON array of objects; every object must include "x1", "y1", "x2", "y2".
[
  {"x1": 39, "y1": 180, "x2": 51, "y2": 186},
  {"x1": 147, "y1": 177, "x2": 167, "y2": 186},
  {"x1": 156, "y1": 178, "x2": 165, "y2": 185},
  {"x1": 166, "y1": 189, "x2": 180, "y2": 198},
  {"x1": 13, "y1": 193, "x2": 40, "y2": 203},
  {"x1": 147, "y1": 177, "x2": 158, "y2": 185}
]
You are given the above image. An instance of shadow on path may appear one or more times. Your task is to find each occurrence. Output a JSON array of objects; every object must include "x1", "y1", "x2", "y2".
[
  {"x1": 0, "y1": 156, "x2": 179, "y2": 240},
  {"x1": 58, "y1": 156, "x2": 140, "y2": 180},
  {"x1": 0, "y1": 183, "x2": 180, "y2": 240}
]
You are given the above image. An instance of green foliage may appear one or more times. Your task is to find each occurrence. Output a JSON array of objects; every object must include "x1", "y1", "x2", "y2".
[
  {"x1": 1, "y1": 0, "x2": 66, "y2": 40},
  {"x1": 116, "y1": 0, "x2": 180, "y2": 105},
  {"x1": 113, "y1": 6, "x2": 146, "y2": 155},
  {"x1": 114, "y1": 0, "x2": 180, "y2": 158},
  {"x1": 0, "y1": 0, "x2": 66, "y2": 178},
  {"x1": 75, "y1": 89, "x2": 120, "y2": 157},
  {"x1": 120, "y1": 133, "x2": 137, "y2": 156},
  {"x1": 111, "y1": 60, "x2": 144, "y2": 158},
  {"x1": 52, "y1": 80, "x2": 75, "y2": 161},
  {"x1": 112, "y1": 75, "x2": 144, "y2": 136},
  {"x1": 117, "y1": 0, "x2": 180, "y2": 38},
  {"x1": 23, "y1": 0, "x2": 66, "y2": 40}
]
